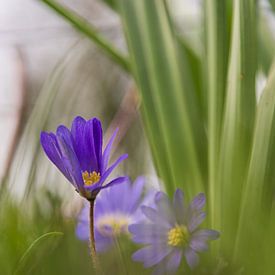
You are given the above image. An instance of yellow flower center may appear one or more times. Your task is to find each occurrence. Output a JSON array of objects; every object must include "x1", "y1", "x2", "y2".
[
  {"x1": 167, "y1": 225, "x2": 189, "y2": 247},
  {"x1": 82, "y1": 171, "x2": 101, "y2": 186},
  {"x1": 97, "y1": 215, "x2": 130, "y2": 237}
]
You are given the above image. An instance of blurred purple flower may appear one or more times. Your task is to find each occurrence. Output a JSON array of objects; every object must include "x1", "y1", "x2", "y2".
[
  {"x1": 130, "y1": 189, "x2": 219, "y2": 274},
  {"x1": 40, "y1": 116, "x2": 128, "y2": 200},
  {"x1": 76, "y1": 177, "x2": 156, "y2": 252}
]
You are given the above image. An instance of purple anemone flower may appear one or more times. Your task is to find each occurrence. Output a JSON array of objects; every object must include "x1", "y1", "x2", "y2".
[
  {"x1": 40, "y1": 116, "x2": 128, "y2": 200},
  {"x1": 76, "y1": 177, "x2": 156, "y2": 252},
  {"x1": 130, "y1": 189, "x2": 219, "y2": 274}
]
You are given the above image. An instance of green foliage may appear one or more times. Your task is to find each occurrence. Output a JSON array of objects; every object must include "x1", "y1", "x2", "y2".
[
  {"x1": 117, "y1": 0, "x2": 206, "y2": 199},
  {"x1": 3, "y1": 0, "x2": 275, "y2": 274},
  {"x1": 14, "y1": 232, "x2": 64, "y2": 275}
]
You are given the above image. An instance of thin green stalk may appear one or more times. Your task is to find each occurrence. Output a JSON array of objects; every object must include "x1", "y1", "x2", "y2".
[
  {"x1": 13, "y1": 232, "x2": 63, "y2": 274},
  {"x1": 114, "y1": 237, "x2": 128, "y2": 275},
  {"x1": 41, "y1": 0, "x2": 130, "y2": 72},
  {"x1": 205, "y1": 0, "x2": 228, "y2": 233}
]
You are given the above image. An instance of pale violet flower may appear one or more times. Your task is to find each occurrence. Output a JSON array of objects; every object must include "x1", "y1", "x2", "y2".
[
  {"x1": 130, "y1": 189, "x2": 219, "y2": 274},
  {"x1": 76, "y1": 177, "x2": 156, "y2": 251}
]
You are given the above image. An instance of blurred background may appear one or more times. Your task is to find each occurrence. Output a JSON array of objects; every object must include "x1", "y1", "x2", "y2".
[
  {"x1": 0, "y1": 1, "x2": 145, "y2": 274},
  {"x1": 0, "y1": 0, "x2": 174, "y2": 274},
  {"x1": 1, "y1": 0, "x2": 275, "y2": 274}
]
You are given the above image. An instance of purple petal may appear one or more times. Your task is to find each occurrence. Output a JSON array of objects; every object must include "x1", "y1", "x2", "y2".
[
  {"x1": 112, "y1": 178, "x2": 132, "y2": 213},
  {"x1": 94, "y1": 198, "x2": 107, "y2": 217},
  {"x1": 190, "y1": 238, "x2": 208, "y2": 252},
  {"x1": 99, "y1": 153, "x2": 128, "y2": 184},
  {"x1": 128, "y1": 176, "x2": 145, "y2": 213},
  {"x1": 70, "y1": 116, "x2": 94, "y2": 172},
  {"x1": 93, "y1": 178, "x2": 131, "y2": 216},
  {"x1": 85, "y1": 119, "x2": 98, "y2": 171},
  {"x1": 84, "y1": 176, "x2": 128, "y2": 193},
  {"x1": 131, "y1": 189, "x2": 157, "y2": 224},
  {"x1": 76, "y1": 220, "x2": 89, "y2": 241},
  {"x1": 98, "y1": 176, "x2": 128, "y2": 191},
  {"x1": 94, "y1": 229, "x2": 113, "y2": 252},
  {"x1": 173, "y1": 189, "x2": 185, "y2": 224},
  {"x1": 77, "y1": 202, "x2": 89, "y2": 222},
  {"x1": 166, "y1": 249, "x2": 182, "y2": 273},
  {"x1": 102, "y1": 178, "x2": 131, "y2": 212},
  {"x1": 132, "y1": 245, "x2": 172, "y2": 268},
  {"x1": 56, "y1": 125, "x2": 73, "y2": 149},
  {"x1": 40, "y1": 132, "x2": 72, "y2": 182},
  {"x1": 188, "y1": 212, "x2": 206, "y2": 232},
  {"x1": 129, "y1": 223, "x2": 167, "y2": 235},
  {"x1": 141, "y1": 206, "x2": 171, "y2": 228},
  {"x1": 129, "y1": 223, "x2": 168, "y2": 244},
  {"x1": 151, "y1": 250, "x2": 183, "y2": 275},
  {"x1": 190, "y1": 193, "x2": 206, "y2": 211},
  {"x1": 56, "y1": 126, "x2": 83, "y2": 189},
  {"x1": 184, "y1": 247, "x2": 199, "y2": 269},
  {"x1": 155, "y1": 192, "x2": 177, "y2": 226},
  {"x1": 76, "y1": 202, "x2": 89, "y2": 241},
  {"x1": 92, "y1": 118, "x2": 103, "y2": 172},
  {"x1": 102, "y1": 128, "x2": 118, "y2": 173},
  {"x1": 71, "y1": 116, "x2": 86, "y2": 137}
]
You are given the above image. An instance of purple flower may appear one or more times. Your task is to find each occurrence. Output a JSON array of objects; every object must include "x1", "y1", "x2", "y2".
[
  {"x1": 40, "y1": 116, "x2": 128, "y2": 200},
  {"x1": 76, "y1": 177, "x2": 156, "y2": 252},
  {"x1": 130, "y1": 189, "x2": 219, "y2": 274}
]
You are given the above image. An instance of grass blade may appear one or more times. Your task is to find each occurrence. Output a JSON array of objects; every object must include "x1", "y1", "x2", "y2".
[
  {"x1": 234, "y1": 62, "x2": 275, "y2": 272},
  {"x1": 14, "y1": 232, "x2": 63, "y2": 274},
  {"x1": 41, "y1": 0, "x2": 130, "y2": 72},
  {"x1": 205, "y1": 0, "x2": 229, "y2": 232},
  {"x1": 218, "y1": 0, "x2": 256, "y2": 256},
  {"x1": 117, "y1": 0, "x2": 206, "y2": 197}
]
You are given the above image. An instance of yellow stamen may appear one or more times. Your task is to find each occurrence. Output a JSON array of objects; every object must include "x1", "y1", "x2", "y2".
[
  {"x1": 97, "y1": 215, "x2": 130, "y2": 237},
  {"x1": 167, "y1": 225, "x2": 189, "y2": 247},
  {"x1": 82, "y1": 171, "x2": 101, "y2": 186}
]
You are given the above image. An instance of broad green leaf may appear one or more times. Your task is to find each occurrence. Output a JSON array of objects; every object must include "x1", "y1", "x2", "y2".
[
  {"x1": 234, "y1": 62, "x2": 275, "y2": 271},
  {"x1": 117, "y1": 0, "x2": 206, "y2": 198},
  {"x1": 218, "y1": 0, "x2": 256, "y2": 257},
  {"x1": 177, "y1": 39, "x2": 208, "y2": 179},
  {"x1": 178, "y1": 39, "x2": 205, "y2": 117},
  {"x1": 204, "y1": 0, "x2": 229, "y2": 232}
]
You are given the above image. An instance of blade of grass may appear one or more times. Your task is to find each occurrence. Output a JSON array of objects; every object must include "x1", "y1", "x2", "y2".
[
  {"x1": 117, "y1": 0, "x2": 206, "y2": 198},
  {"x1": 13, "y1": 232, "x2": 63, "y2": 274},
  {"x1": 258, "y1": 11, "x2": 275, "y2": 74},
  {"x1": 234, "y1": 62, "x2": 275, "y2": 270},
  {"x1": 41, "y1": 0, "x2": 130, "y2": 72},
  {"x1": 176, "y1": 39, "x2": 208, "y2": 181},
  {"x1": 218, "y1": 0, "x2": 256, "y2": 257},
  {"x1": 205, "y1": 0, "x2": 229, "y2": 232},
  {"x1": 116, "y1": 0, "x2": 174, "y2": 194}
]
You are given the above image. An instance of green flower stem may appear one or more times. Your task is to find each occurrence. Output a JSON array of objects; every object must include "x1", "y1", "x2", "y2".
[{"x1": 41, "y1": 0, "x2": 130, "y2": 72}]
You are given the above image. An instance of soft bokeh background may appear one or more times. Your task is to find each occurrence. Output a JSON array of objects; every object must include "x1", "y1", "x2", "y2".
[
  {"x1": 2, "y1": 0, "x2": 275, "y2": 274},
  {"x1": 1, "y1": 1, "x2": 149, "y2": 274}
]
